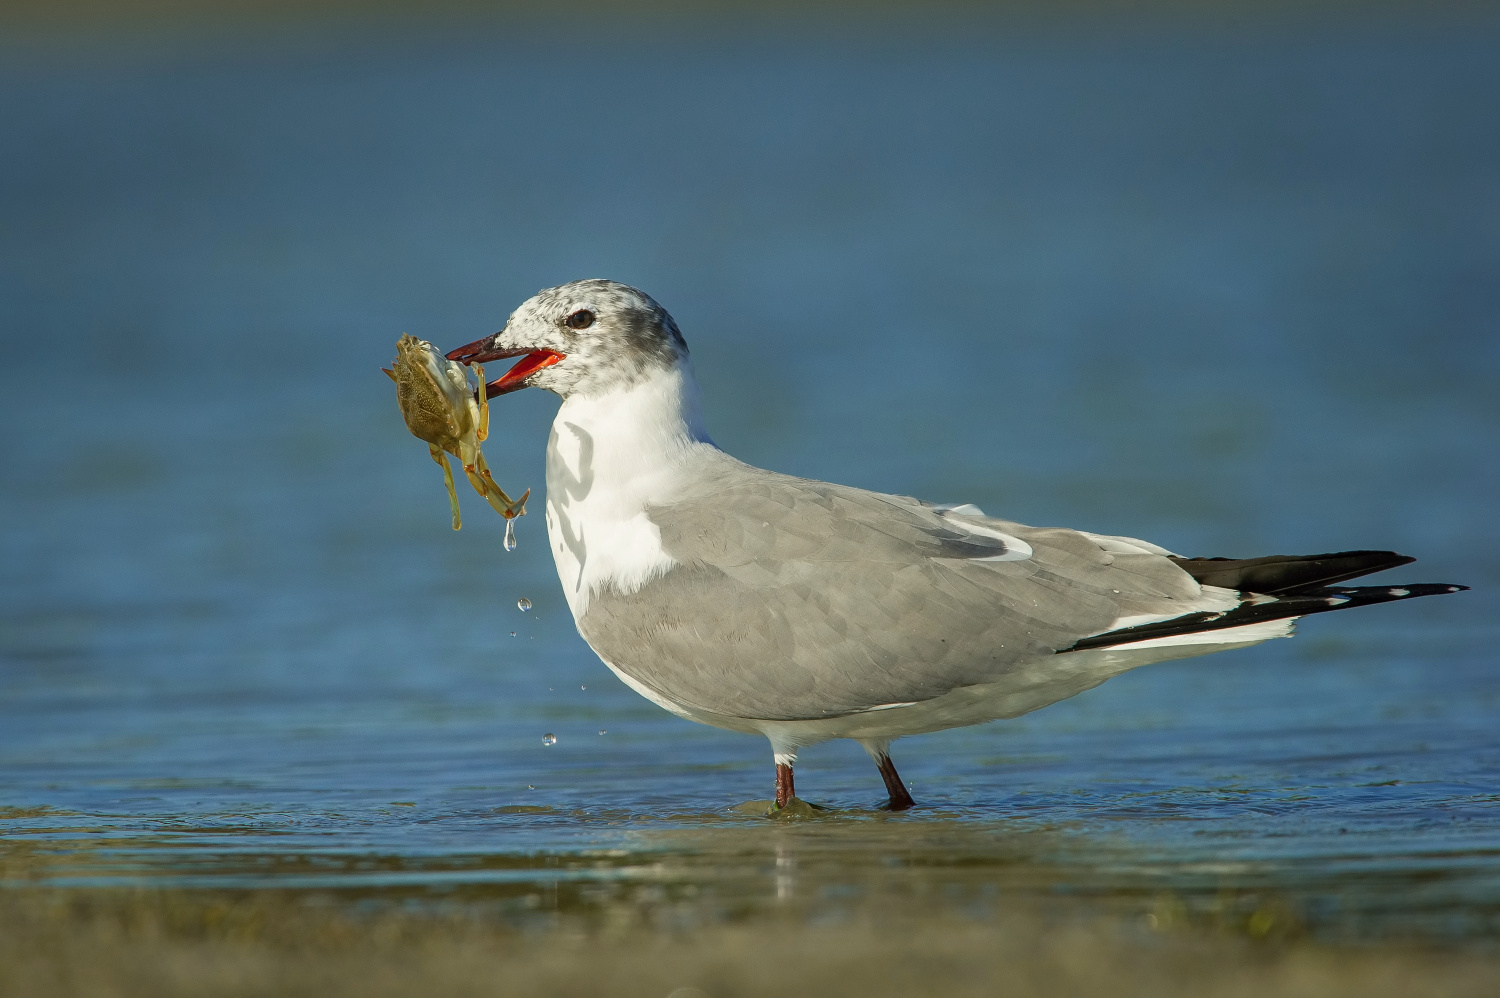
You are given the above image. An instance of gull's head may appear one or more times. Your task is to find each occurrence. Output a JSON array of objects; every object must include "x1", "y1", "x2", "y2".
[{"x1": 447, "y1": 279, "x2": 688, "y2": 400}]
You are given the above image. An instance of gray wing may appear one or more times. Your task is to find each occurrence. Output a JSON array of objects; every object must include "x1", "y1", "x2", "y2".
[{"x1": 578, "y1": 460, "x2": 1210, "y2": 721}]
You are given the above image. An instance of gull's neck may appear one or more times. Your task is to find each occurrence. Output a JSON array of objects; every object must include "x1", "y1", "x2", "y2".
[
  {"x1": 550, "y1": 360, "x2": 714, "y2": 486},
  {"x1": 544, "y1": 360, "x2": 718, "y2": 617}
]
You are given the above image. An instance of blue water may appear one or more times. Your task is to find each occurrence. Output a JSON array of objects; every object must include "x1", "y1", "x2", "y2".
[{"x1": 2, "y1": 9, "x2": 1498, "y2": 941}]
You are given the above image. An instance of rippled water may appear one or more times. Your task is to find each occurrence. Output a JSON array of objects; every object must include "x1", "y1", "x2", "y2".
[{"x1": 2, "y1": 9, "x2": 1498, "y2": 945}]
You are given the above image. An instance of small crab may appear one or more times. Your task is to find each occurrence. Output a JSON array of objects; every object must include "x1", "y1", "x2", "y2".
[{"x1": 385, "y1": 333, "x2": 528, "y2": 530}]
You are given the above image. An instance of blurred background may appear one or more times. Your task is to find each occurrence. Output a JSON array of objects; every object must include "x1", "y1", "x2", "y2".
[{"x1": 1, "y1": 1, "x2": 1498, "y2": 992}]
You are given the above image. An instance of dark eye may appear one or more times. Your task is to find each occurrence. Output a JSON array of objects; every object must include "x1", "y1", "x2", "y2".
[{"x1": 565, "y1": 309, "x2": 595, "y2": 330}]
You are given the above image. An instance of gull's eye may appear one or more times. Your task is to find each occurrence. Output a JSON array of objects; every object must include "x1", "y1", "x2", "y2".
[{"x1": 565, "y1": 309, "x2": 595, "y2": 330}]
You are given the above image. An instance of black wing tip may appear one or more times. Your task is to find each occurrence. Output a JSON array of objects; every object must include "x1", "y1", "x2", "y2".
[
  {"x1": 1175, "y1": 550, "x2": 1413, "y2": 563},
  {"x1": 1064, "y1": 580, "x2": 1468, "y2": 654},
  {"x1": 1171, "y1": 550, "x2": 1422, "y2": 594},
  {"x1": 1321, "y1": 583, "x2": 1467, "y2": 597}
]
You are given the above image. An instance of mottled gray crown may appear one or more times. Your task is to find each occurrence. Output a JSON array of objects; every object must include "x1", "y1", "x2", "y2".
[
  {"x1": 547, "y1": 279, "x2": 686, "y2": 360},
  {"x1": 508, "y1": 279, "x2": 690, "y2": 398}
]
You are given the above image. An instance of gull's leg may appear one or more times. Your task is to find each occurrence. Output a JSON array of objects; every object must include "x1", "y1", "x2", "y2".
[
  {"x1": 775, "y1": 763, "x2": 795, "y2": 809},
  {"x1": 858, "y1": 738, "x2": 915, "y2": 811},
  {"x1": 768, "y1": 735, "x2": 799, "y2": 809}
]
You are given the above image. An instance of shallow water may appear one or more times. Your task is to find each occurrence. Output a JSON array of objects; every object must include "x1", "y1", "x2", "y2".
[{"x1": 1, "y1": 7, "x2": 1498, "y2": 947}]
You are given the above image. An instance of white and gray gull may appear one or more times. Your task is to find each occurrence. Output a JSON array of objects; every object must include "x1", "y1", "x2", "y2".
[{"x1": 447, "y1": 279, "x2": 1467, "y2": 811}]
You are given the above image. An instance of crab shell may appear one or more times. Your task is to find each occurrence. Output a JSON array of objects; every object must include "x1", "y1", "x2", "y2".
[
  {"x1": 391, "y1": 333, "x2": 481, "y2": 459},
  {"x1": 387, "y1": 333, "x2": 529, "y2": 529}
]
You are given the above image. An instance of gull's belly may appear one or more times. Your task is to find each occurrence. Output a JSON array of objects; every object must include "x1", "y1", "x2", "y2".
[
  {"x1": 705, "y1": 631, "x2": 1284, "y2": 746},
  {"x1": 578, "y1": 644, "x2": 1131, "y2": 744}
]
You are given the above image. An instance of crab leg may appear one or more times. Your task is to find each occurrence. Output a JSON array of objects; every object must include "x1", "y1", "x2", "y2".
[
  {"x1": 464, "y1": 450, "x2": 528, "y2": 518},
  {"x1": 428, "y1": 444, "x2": 462, "y2": 531},
  {"x1": 472, "y1": 363, "x2": 490, "y2": 443}
]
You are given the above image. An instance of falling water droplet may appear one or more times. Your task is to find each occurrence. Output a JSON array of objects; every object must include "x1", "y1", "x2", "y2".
[
  {"x1": 517, "y1": 597, "x2": 532, "y2": 612},
  {"x1": 542, "y1": 733, "x2": 557, "y2": 746},
  {"x1": 504, "y1": 518, "x2": 517, "y2": 551}
]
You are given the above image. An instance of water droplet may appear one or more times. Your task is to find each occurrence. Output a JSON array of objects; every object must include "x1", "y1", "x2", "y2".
[
  {"x1": 517, "y1": 597, "x2": 532, "y2": 612},
  {"x1": 541, "y1": 733, "x2": 557, "y2": 746},
  {"x1": 504, "y1": 518, "x2": 517, "y2": 552},
  {"x1": 598, "y1": 729, "x2": 607, "y2": 736}
]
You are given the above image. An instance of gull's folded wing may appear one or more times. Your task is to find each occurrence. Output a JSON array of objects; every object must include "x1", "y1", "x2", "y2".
[{"x1": 578, "y1": 461, "x2": 1225, "y2": 721}]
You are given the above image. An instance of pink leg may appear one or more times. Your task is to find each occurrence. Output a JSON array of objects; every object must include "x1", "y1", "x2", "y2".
[
  {"x1": 874, "y1": 753, "x2": 915, "y2": 810},
  {"x1": 775, "y1": 762, "x2": 796, "y2": 808}
]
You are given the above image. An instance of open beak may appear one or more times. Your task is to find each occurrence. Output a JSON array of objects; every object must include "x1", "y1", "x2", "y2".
[{"x1": 446, "y1": 335, "x2": 566, "y2": 398}]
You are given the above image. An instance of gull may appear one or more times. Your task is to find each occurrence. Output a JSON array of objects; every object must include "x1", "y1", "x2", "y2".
[{"x1": 448, "y1": 279, "x2": 1467, "y2": 811}]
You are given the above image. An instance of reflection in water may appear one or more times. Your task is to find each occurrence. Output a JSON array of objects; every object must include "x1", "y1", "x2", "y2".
[
  {"x1": 775, "y1": 839, "x2": 795, "y2": 902},
  {"x1": 4, "y1": 806, "x2": 1498, "y2": 941}
]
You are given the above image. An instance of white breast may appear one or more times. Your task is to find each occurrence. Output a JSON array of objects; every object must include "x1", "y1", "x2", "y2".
[{"x1": 544, "y1": 361, "x2": 719, "y2": 619}]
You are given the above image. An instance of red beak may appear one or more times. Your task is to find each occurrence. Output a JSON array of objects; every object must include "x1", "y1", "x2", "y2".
[{"x1": 446, "y1": 336, "x2": 566, "y2": 398}]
